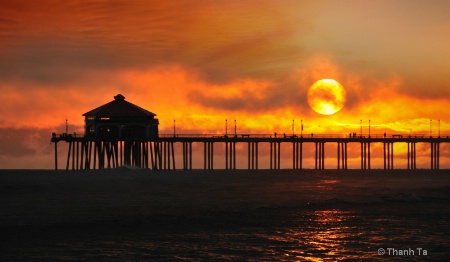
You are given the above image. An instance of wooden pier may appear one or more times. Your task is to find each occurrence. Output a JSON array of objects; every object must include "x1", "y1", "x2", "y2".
[{"x1": 51, "y1": 133, "x2": 449, "y2": 171}]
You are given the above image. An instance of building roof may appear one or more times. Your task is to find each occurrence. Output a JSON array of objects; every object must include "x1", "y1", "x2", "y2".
[{"x1": 83, "y1": 94, "x2": 156, "y2": 117}]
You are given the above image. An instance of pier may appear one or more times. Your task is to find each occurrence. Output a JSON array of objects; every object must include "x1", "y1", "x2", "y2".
[
  {"x1": 51, "y1": 133, "x2": 449, "y2": 171},
  {"x1": 51, "y1": 94, "x2": 448, "y2": 171}
]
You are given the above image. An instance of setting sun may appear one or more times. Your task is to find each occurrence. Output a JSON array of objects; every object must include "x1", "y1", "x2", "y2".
[{"x1": 307, "y1": 79, "x2": 346, "y2": 115}]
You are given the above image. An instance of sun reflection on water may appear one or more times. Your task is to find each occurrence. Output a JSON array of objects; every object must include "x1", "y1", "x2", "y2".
[{"x1": 260, "y1": 209, "x2": 370, "y2": 261}]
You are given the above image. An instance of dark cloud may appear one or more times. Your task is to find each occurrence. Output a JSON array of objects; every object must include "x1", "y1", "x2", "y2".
[
  {"x1": 187, "y1": 79, "x2": 310, "y2": 113},
  {"x1": 401, "y1": 73, "x2": 450, "y2": 99},
  {"x1": 181, "y1": 29, "x2": 306, "y2": 84},
  {"x1": 0, "y1": 0, "x2": 311, "y2": 86},
  {"x1": 0, "y1": 127, "x2": 52, "y2": 157},
  {"x1": 0, "y1": 123, "x2": 87, "y2": 168}
]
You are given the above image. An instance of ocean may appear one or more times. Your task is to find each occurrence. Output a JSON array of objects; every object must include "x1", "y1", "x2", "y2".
[{"x1": 1, "y1": 169, "x2": 449, "y2": 261}]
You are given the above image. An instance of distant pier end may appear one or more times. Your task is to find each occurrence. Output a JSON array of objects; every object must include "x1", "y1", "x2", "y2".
[
  {"x1": 51, "y1": 94, "x2": 161, "y2": 170},
  {"x1": 83, "y1": 94, "x2": 159, "y2": 139}
]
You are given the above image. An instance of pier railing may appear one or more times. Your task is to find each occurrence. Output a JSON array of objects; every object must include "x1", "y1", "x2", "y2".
[
  {"x1": 53, "y1": 132, "x2": 450, "y2": 140},
  {"x1": 158, "y1": 133, "x2": 450, "y2": 139}
]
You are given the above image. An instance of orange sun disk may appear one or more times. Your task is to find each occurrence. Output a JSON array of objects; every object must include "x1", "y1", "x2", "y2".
[{"x1": 307, "y1": 79, "x2": 346, "y2": 115}]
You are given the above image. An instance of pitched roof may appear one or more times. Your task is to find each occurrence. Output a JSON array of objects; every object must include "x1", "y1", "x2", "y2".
[{"x1": 83, "y1": 94, "x2": 156, "y2": 117}]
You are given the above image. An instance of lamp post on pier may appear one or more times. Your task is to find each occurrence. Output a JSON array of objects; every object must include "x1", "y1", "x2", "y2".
[
  {"x1": 369, "y1": 119, "x2": 371, "y2": 138},
  {"x1": 430, "y1": 119, "x2": 432, "y2": 137},
  {"x1": 225, "y1": 119, "x2": 228, "y2": 136},
  {"x1": 292, "y1": 119, "x2": 294, "y2": 136},
  {"x1": 234, "y1": 119, "x2": 236, "y2": 137},
  {"x1": 360, "y1": 119, "x2": 362, "y2": 137}
]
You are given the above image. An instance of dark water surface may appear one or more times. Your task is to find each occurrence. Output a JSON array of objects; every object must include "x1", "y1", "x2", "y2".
[{"x1": 1, "y1": 169, "x2": 449, "y2": 261}]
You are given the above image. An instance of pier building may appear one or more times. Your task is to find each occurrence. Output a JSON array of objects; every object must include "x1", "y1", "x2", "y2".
[{"x1": 83, "y1": 94, "x2": 158, "y2": 139}]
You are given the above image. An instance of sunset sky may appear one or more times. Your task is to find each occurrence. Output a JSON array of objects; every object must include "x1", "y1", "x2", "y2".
[{"x1": 1, "y1": 0, "x2": 449, "y2": 169}]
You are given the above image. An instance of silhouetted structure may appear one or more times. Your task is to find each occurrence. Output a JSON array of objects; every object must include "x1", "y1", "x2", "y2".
[
  {"x1": 83, "y1": 94, "x2": 158, "y2": 139},
  {"x1": 50, "y1": 95, "x2": 449, "y2": 171}
]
